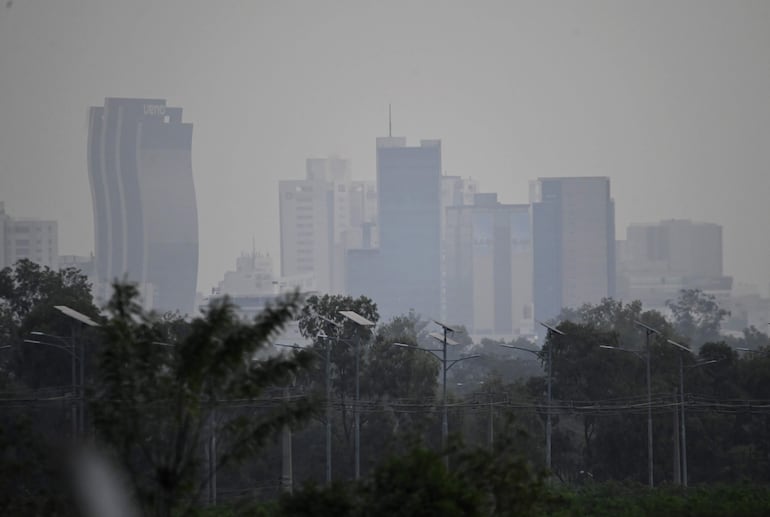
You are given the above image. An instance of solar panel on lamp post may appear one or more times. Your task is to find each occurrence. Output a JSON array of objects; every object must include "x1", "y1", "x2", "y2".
[
  {"x1": 600, "y1": 320, "x2": 661, "y2": 488},
  {"x1": 339, "y1": 310, "x2": 375, "y2": 481},
  {"x1": 395, "y1": 320, "x2": 479, "y2": 469},
  {"x1": 53, "y1": 305, "x2": 98, "y2": 440},
  {"x1": 24, "y1": 333, "x2": 81, "y2": 441},
  {"x1": 666, "y1": 338, "x2": 721, "y2": 488},
  {"x1": 501, "y1": 321, "x2": 564, "y2": 476}
]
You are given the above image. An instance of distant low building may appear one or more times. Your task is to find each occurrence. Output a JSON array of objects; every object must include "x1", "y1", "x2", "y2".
[
  {"x1": 218, "y1": 251, "x2": 276, "y2": 297},
  {"x1": 616, "y1": 219, "x2": 732, "y2": 311},
  {"x1": 58, "y1": 254, "x2": 95, "y2": 278},
  {"x1": 0, "y1": 202, "x2": 58, "y2": 270}
]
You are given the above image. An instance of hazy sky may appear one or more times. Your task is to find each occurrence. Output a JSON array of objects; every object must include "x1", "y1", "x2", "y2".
[{"x1": 1, "y1": 0, "x2": 768, "y2": 296}]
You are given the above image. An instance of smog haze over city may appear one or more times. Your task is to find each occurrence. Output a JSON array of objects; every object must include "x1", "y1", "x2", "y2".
[
  {"x1": 6, "y1": 2, "x2": 770, "y2": 513},
  {"x1": 0, "y1": 0, "x2": 768, "y2": 298}
]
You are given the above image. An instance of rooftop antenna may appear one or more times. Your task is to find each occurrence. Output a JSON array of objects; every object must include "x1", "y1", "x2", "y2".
[{"x1": 388, "y1": 104, "x2": 392, "y2": 137}]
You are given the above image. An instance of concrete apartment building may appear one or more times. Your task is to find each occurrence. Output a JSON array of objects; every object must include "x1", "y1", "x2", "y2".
[
  {"x1": 0, "y1": 202, "x2": 58, "y2": 270},
  {"x1": 279, "y1": 157, "x2": 377, "y2": 295}
]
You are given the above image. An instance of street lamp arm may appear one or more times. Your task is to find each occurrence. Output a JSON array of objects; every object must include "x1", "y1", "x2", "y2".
[
  {"x1": 23, "y1": 339, "x2": 79, "y2": 361},
  {"x1": 666, "y1": 339, "x2": 694, "y2": 354},
  {"x1": 273, "y1": 342, "x2": 326, "y2": 361},
  {"x1": 30, "y1": 331, "x2": 73, "y2": 345},
  {"x1": 499, "y1": 344, "x2": 541, "y2": 357},
  {"x1": 446, "y1": 354, "x2": 480, "y2": 372},
  {"x1": 391, "y1": 343, "x2": 443, "y2": 361},
  {"x1": 599, "y1": 345, "x2": 645, "y2": 361}
]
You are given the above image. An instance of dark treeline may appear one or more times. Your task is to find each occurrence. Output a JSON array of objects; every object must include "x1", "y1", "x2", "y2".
[{"x1": 1, "y1": 259, "x2": 770, "y2": 516}]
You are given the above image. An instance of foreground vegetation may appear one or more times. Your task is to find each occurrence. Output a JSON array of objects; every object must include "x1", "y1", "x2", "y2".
[{"x1": 2, "y1": 259, "x2": 770, "y2": 515}]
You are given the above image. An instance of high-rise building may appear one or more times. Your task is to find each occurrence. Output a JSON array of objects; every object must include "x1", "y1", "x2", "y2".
[
  {"x1": 347, "y1": 137, "x2": 442, "y2": 320},
  {"x1": 531, "y1": 177, "x2": 615, "y2": 326},
  {"x1": 616, "y1": 219, "x2": 731, "y2": 310},
  {"x1": 279, "y1": 156, "x2": 376, "y2": 295},
  {"x1": 439, "y1": 175, "x2": 478, "y2": 320},
  {"x1": 88, "y1": 98, "x2": 198, "y2": 314},
  {"x1": 0, "y1": 202, "x2": 58, "y2": 270},
  {"x1": 445, "y1": 193, "x2": 533, "y2": 338}
]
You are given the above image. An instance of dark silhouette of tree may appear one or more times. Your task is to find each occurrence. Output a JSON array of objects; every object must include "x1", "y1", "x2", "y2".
[{"x1": 90, "y1": 283, "x2": 315, "y2": 517}]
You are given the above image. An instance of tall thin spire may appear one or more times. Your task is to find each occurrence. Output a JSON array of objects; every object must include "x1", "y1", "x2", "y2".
[{"x1": 388, "y1": 104, "x2": 392, "y2": 137}]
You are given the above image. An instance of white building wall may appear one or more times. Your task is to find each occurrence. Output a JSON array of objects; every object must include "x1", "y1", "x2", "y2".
[{"x1": 0, "y1": 203, "x2": 59, "y2": 270}]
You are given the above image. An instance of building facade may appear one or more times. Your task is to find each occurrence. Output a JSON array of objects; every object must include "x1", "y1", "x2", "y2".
[
  {"x1": 531, "y1": 177, "x2": 615, "y2": 326},
  {"x1": 88, "y1": 98, "x2": 198, "y2": 314},
  {"x1": 0, "y1": 202, "x2": 58, "y2": 270},
  {"x1": 347, "y1": 137, "x2": 442, "y2": 320},
  {"x1": 616, "y1": 219, "x2": 731, "y2": 310},
  {"x1": 445, "y1": 194, "x2": 533, "y2": 338},
  {"x1": 279, "y1": 156, "x2": 376, "y2": 295}
]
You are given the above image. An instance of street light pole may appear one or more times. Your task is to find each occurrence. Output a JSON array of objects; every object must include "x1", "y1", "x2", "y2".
[
  {"x1": 501, "y1": 320, "x2": 565, "y2": 475},
  {"x1": 538, "y1": 321, "x2": 565, "y2": 474},
  {"x1": 274, "y1": 336, "x2": 334, "y2": 486},
  {"x1": 666, "y1": 338, "x2": 719, "y2": 488},
  {"x1": 26, "y1": 333, "x2": 80, "y2": 440},
  {"x1": 600, "y1": 320, "x2": 662, "y2": 488},
  {"x1": 323, "y1": 334, "x2": 332, "y2": 486},
  {"x1": 441, "y1": 325, "x2": 449, "y2": 448},
  {"x1": 645, "y1": 328, "x2": 653, "y2": 489},
  {"x1": 395, "y1": 320, "x2": 479, "y2": 469},
  {"x1": 679, "y1": 352, "x2": 687, "y2": 487},
  {"x1": 339, "y1": 310, "x2": 375, "y2": 481}
]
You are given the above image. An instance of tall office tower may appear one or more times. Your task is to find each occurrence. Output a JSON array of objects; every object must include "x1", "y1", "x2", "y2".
[
  {"x1": 617, "y1": 219, "x2": 731, "y2": 310},
  {"x1": 439, "y1": 175, "x2": 478, "y2": 320},
  {"x1": 88, "y1": 98, "x2": 198, "y2": 314},
  {"x1": 279, "y1": 156, "x2": 372, "y2": 295},
  {"x1": 531, "y1": 177, "x2": 615, "y2": 326},
  {"x1": 347, "y1": 137, "x2": 442, "y2": 320},
  {"x1": 0, "y1": 202, "x2": 59, "y2": 270},
  {"x1": 445, "y1": 194, "x2": 533, "y2": 338}
]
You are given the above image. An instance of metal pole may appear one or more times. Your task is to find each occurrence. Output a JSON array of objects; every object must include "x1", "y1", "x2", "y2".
[
  {"x1": 71, "y1": 340, "x2": 77, "y2": 442},
  {"x1": 281, "y1": 385, "x2": 293, "y2": 493},
  {"x1": 78, "y1": 331, "x2": 84, "y2": 439},
  {"x1": 442, "y1": 327, "x2": 448, "y2": 468},
  {"x1": 325, "y1": 340, "x2": 332, "y2": 486},
  {"x1": 546, "y1": 335, "x2": 552, "y2": 473},
  {"x1": 646, "y1": 329, "x2": 654, "y2": 488},
  {"x1": 488, "y1": 392, "x2": 494, "y2": 451},
  {"x1": 208, "y1": 408, "x2": 217, "y2": 504},
  {"x1": 354, "y1": 336, "x2": 360, "y2": 480},
  {"x1": 673, "y1": 389, "x2": 680, "y2": 484},
  {"x1": 680, "y1": 354, "x2": 688, "y2": 487}
]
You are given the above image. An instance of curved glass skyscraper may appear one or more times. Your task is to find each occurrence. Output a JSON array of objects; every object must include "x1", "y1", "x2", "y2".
[{"x1": 88, "y1": 98, "x2": 198, "y2": 314}]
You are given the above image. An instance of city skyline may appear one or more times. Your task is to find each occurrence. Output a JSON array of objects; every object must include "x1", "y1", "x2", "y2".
[{"x1": 0, "y1": 1, "x2": 768, "y2": 296}]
